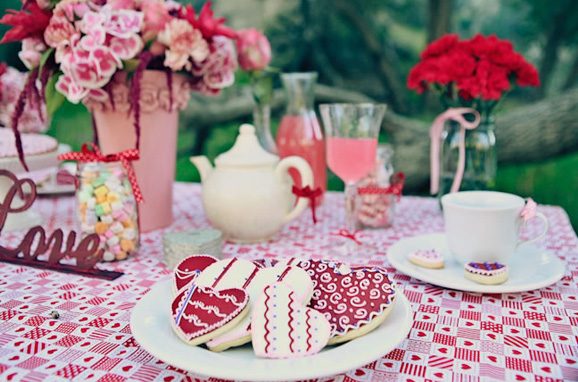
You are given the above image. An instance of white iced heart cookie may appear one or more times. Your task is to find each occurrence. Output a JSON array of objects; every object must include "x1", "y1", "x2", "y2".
[
  {"x1": 206, "y1": 264, "x2": 313, "y2": 352},
  {"x1": 408, "y1": 249, "x2": 444, "y2": 269},
  {"x1": 252, "y1": 282, "x2": 331, "y2": 359},
  {"x1": 464, "y1": 262, "x2": 508, "y2": 285}
]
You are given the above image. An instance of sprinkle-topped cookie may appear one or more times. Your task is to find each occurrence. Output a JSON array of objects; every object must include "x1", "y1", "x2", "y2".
[
  {"x1": 408, "y1": 249, "x2": 444, "y2": 269},
  {"x1": 464, "y1": 262, "x2": 508, "y2": 285}
]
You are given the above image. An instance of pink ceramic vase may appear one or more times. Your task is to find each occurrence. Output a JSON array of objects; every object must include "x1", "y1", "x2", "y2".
[{"x1": 85, "y1": 71, "x2": 191, "y2": 232}]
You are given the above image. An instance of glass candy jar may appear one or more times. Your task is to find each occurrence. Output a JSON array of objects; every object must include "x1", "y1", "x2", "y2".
[
  {"x1": 354, "y1": 145, "x2": 402, "y2": 229},
  {"x1": 76, "y1": 162, "x2": 139, "y2": 262}
]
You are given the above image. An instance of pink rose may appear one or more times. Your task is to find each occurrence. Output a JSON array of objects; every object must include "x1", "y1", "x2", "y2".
[
  {"x1": 236, "y1": 28, "x2": 271, "y2": 71},
  {"x1": 19, "y1": 37, "x2": 47, "y2": 69},
  {"x1": 158, "y1": 19, "x2": 209, "y2": 71},
  {"x1": 192, "y1": 36, "x2": 237, "y2": 94},
  {"x1": 142, "y1": 0, "x2": 171, "y2": 38}
]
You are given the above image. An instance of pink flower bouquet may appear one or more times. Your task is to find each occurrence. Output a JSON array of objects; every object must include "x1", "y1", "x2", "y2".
[{"x1": 0, "y1": 0, "x2": 271, "y2": 168}]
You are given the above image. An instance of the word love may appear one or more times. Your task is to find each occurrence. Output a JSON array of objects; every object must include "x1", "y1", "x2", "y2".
[{"x1": 0, "y1": 169, "x2": 123, "y2": 280}]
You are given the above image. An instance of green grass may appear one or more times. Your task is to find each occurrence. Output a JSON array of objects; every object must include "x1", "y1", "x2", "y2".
[{"x1": 45, "y1": 103, "x2": 578, "y2": 232}]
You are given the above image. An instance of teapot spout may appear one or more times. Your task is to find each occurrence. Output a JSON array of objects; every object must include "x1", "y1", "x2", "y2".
[{"x1": 190, "y1": 156, "x2": 213, "y2": 182}]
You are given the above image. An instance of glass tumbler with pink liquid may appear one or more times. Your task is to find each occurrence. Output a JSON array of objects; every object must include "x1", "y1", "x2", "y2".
[
  {"x1": 320, "y1": 103, "x2": 387, "y2": 256},
  {"x1": 277, "y1": 72, "x2": 326, "y2": 204}
]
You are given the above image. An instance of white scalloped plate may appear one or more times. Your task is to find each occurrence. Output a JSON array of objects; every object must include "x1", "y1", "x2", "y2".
[
  {"x1": 130, "y1": 279, "x2": 413, "y2": 381},
  {"x1": 387, "y1": 233, "x2": 566, "y2": 293}
]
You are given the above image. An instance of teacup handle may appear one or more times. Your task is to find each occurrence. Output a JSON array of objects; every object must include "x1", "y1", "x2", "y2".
[
  {"x1": 275, "y1": 156, "x2": 314, "y2": 224},
  {"x1": 517, "y1": 212, "x2": 549, "y2": 247}
]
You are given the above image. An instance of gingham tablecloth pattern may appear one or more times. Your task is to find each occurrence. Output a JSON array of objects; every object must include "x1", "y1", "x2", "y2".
[{"x1": 0, "y1": 183, "x2": 577, "y2": 382}]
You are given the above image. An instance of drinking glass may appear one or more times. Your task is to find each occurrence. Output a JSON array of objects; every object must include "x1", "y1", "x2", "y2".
[{"x1": 320, "y1": 103, "x2": 387, "y2": 256}]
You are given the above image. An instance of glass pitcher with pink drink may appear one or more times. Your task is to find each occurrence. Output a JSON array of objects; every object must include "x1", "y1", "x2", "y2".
[{"x1": 276, "y1": 72, "x2": 326, "y2": 204}]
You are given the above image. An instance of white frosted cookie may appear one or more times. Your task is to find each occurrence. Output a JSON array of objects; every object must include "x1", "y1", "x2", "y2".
[
  {"x1": 206, "y1": 264, "x2": 313, "y2": 352},
  {"x1": 252, "y1": 282, "x2": 331, "y2": 359},
  {"x1": 408, "y1": 249, "x2": 444, "y2": 269},
  {"x1": 171, "y1": 283, "x2": 249, "y2": 346},
  {"x1": 464, "y1": 262, "x2": 508, "y2": 285}
]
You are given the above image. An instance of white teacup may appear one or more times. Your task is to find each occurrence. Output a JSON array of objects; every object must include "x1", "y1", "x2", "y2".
[{"x1": 441, "y1": 191, "x2": 549, "y2": 264}]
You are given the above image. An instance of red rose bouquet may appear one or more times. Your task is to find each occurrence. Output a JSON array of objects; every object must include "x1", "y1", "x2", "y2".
[
  {"x1": 408, "y1": 34, "x2": 540, "y2": 114},
  {"x1": 408, "y1": 34, "x2": 540, "y2": 196}
]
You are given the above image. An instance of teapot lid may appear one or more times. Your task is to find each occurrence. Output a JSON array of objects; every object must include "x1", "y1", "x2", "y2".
[{"x1": 215, "y1": 124, "x2": 278, "y2": 167}]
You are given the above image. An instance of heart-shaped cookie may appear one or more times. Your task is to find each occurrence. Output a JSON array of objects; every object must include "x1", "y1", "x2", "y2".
[
  {"x1": 173, "y1": 255, "x2": 219, "y2": 293},
  {"x1": 194, "y1": 257, "x2": 263, "y2": 290},
  {"x1": 171, "y1": 283, "x2": 249, "y2": 346},
  {"x1": 206, "y1": 264, "x2": 313, "y2": 352},
  {"x1": 293, "y1": 259, "x2": 396, "y2": 344},
  {"x1": 252, "y1": 282, "x2": 331, "y2": 359}
]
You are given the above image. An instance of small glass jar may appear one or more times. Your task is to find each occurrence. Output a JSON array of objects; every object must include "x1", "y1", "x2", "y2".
[
  {"x1": 76, "y1": 162, "x2": 139, "y2": 262},
  {"x1": 354, "y1": 145, "x2": 399, "y2": 229}
]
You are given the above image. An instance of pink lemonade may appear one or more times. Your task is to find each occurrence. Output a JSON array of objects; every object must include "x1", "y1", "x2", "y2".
[
  {"x1": 277, "y1": 113, "x2": 326, "y2": 203},
  {"x1": 327, "y1": 137, "x2": 378, "y2": 184}
]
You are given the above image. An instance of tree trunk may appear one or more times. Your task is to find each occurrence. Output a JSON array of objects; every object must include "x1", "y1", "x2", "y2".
[
  {"x1": 427, "y1": 0, "x2": 453, "y2": 42},
  {"x1": 183, "y1": 87, "x2": 578, "y2": 191},
  {"x1": 562, "y1": 49, "x2": 578, "y2": 91},
  {"x1": 332, "y1": 0, "x2": 408, "y2": 113}
]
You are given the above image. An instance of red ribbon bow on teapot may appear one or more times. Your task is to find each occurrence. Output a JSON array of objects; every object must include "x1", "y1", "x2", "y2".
[
  {"x1": 58, "y1": 143, "x2": 144, "y2": 203},
  {"x1": 292, "y1": 185, "x2": 322, "y2": 224}
]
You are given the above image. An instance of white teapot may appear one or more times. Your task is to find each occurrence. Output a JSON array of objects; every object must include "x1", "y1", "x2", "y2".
[{"x1": 191, "y1": 124, "x2": 314, "y2": 242}]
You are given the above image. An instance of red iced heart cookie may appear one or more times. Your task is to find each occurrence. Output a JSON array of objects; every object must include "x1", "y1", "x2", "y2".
[
  {"x1": 252, "y1": 282, "x2": 331, "y2": 359},
  {"x1": 173, "y1": 255, "x2": 218, "y2": 293},
  {"x1": 291, "y1": 259, "x2": 396, "y2": 344},
  {"x1": 171, "y1": 283, "x2": 249, "y2": 346}
]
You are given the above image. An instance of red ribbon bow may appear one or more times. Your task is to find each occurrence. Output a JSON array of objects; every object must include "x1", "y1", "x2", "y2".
[
  {"x1": 358, "y1": 172, "x2": 405, "y2": 201},
  {"x1": 292, "y1": 185, "x2": 322, "y2": 224},
  {"x1": 332, "y1": 229, "x2": 362, "y2": 245},
  {"x1": 58, "y1": 143, "x2": 144, "y2": 203}
]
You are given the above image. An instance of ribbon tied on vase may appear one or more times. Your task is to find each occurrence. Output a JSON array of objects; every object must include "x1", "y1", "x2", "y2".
[{"x1": 430, "y1": 108, "x2": 481, "y2": 194}]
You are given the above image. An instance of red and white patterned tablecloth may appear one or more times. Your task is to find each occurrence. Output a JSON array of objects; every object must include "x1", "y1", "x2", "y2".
[{"x1": 1, "y1": 183, "x2": 577, "y2": 382}]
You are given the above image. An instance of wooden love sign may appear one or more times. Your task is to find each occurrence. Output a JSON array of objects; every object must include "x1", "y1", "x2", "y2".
[{"x1": 0, "y1": 169, "x2": 123, "y2": 280}]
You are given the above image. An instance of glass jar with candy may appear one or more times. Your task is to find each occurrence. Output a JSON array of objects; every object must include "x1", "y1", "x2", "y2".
[
  {"x1": 76, "y1": 162, "x2": 139, "y2": 261},
  {"x1": 354, "y1": 145, "x2": 404, "y2": 229}
]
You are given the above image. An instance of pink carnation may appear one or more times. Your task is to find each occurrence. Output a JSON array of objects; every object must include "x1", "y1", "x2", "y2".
[
  {"x1": 192, "y1": 36, "x2": 237, "y2": 94},
  {"x1": 158, "y1": 19, "x2": 209, "y2": 71},
  {"x1": 236, "y1": 28, "x2": 271, "y2": 71}
]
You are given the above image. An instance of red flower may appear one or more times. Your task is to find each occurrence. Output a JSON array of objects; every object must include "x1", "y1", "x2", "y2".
[
  {"x1": 514, "y1": 60, "x2": 540, "y2": 87},
  {"x1": 420, "y1": 34, "x2": 459, "y2": 59},
  {"x1": 459, "y1": 60, "x2": 511, "y2": 101},
  {"x1": 181, "y1": 1, "x2": 237, "y2": 40},
  {"x1": 0, "y1": 2, "x2": 52, "y2": 44},
  {"x1": 408, "y1": 33, "x2": 540, "y2": 103}
]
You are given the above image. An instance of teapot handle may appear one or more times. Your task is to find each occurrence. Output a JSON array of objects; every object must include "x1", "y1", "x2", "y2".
[{"x1": 275, "y1": 156, "x2": 314, "y2": 224}]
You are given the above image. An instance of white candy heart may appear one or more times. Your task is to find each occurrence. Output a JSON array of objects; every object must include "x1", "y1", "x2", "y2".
[{"x1": 252, "y1": 282, "x2": 331, "y2": 359}]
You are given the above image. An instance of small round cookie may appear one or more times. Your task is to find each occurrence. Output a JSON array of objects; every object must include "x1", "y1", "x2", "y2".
[
  {"x1": 408, "y1": 249, "x2": 444, "y2": 269},
  {"x1": 464, "y1": 262, "x2": 508, "y2": 285}
]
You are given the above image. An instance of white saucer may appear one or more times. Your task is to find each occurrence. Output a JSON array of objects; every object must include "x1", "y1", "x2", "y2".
[
  {"x1": 387, "y1": 233, "x2": 566, "y2": 293},
  {"x1": 130, "y1": 280, "x2": 413, "y2": 381}
]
